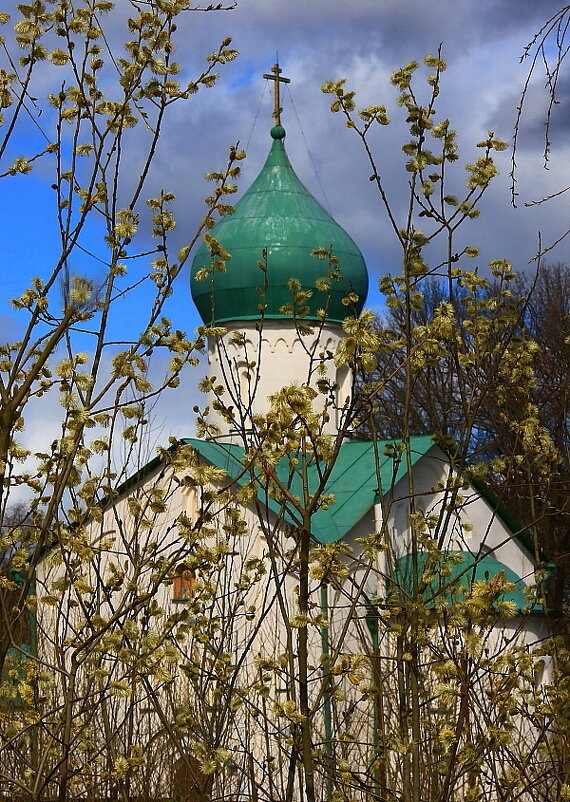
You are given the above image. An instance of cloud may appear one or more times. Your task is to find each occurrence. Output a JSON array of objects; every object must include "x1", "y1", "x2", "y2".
[
  {"x1": 136, "y1": 0, "x2": 569, "y2": 287},
  {"x1": 4, "y1": 0, "x2": 570, "y2": 466},
  {"x1": 9, "y1": 349, "x2": 205, "y2": 505}
]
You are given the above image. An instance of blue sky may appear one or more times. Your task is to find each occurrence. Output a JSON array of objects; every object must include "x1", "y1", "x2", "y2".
[{"x1": 2, "y1": 0, "x2": 569, "y2": 453}]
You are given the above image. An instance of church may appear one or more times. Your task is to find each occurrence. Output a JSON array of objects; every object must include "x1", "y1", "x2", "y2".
[{"x1": 23, "y1": 68, "x2": 552, "y2": 801}]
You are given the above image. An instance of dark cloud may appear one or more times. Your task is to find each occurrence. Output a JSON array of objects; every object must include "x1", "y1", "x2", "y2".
[
  {"x1": 491, "y1": 73, "x2": 570, "y2": 156},
  {"x1": 6, "y1": 0, "x2": 570, "y2": 347},
  {"x1": 177, "y1": 0, "x2": 563, "y2": 68}
]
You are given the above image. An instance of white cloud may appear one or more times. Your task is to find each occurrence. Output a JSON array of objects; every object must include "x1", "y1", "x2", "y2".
[{"x1": 3, "y1": 0, "x2": 570, "y2": 491}]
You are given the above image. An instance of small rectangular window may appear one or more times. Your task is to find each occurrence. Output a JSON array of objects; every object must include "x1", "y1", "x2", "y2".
[{"x1": 172, "y1": 563, "x2": 195, "y2": 602}]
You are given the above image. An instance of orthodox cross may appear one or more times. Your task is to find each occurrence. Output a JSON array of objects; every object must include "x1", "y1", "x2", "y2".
[{"x1": 262, "y1": 63, "x2": 290, "y2": 126}]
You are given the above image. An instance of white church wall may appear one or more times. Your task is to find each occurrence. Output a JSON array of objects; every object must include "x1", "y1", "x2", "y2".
[
  {"x1": 384, "y1": 446, "x2": 539, "y2": 582},
  {"x1": 31, "y1": 440, "x2": 553, "y2": 800},
  {"x1": 34, "y1": 459, "x2": 283, "y2": 798}
]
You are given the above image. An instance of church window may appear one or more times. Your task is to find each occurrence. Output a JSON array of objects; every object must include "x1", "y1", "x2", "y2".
[
  {"x1": 172, "y1": 563, "x2": 195, "y2": 602},
  {"x1": 534, "y1": 659, "x2": 546, "y2": 690},
  {"x1": 171, "y1": 754, "x2": 208, "y2": 802}
]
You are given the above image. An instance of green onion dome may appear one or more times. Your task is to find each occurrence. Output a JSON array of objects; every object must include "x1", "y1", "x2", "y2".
[{"x1": 191, "y1": 126, "x2": 368, "y2": 325}]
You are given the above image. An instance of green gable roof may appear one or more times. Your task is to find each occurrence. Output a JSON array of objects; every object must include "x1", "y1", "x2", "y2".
[
  {"x1": 393, "y1": 551, "x2": 545, "y2": 614},
  {"x1": 181, "y1": 436, "x2": 434, "y2": 543},
  {"x1": 98, "y1": 434, "x2": 550, "y2": 615},
  {"x1": 191, "y1": 127, "x2": 368, "y2": 325},
  {"x1": 106, "y1": 434, "x2": 544, "y2": 564}
]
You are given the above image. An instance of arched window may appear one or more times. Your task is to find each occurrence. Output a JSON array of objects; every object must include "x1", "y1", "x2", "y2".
[
  {"x1": 172, "y1": 563, "x2": 195, "y2": 602},
  {"x1": 171, "y1": 754, "x2": 208, "y2": 801}
]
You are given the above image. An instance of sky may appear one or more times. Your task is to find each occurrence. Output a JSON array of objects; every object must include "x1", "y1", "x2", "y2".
[{"x1": 1, "y1": 0, "x2": 569, "y2": 460}]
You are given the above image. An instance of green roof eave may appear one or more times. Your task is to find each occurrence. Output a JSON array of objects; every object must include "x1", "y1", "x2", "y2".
[
  {"x1": 469, "y1": 476, "x2": 546, "y2": 562},
  {"x1": 393, "y1": 551, "x2": 547, "y2": 615},
  {"x1": 181, "y1": 435, "x2": 435, "y2": 544}
]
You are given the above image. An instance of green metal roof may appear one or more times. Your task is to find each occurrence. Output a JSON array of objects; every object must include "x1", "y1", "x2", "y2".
[
  {"x1": 393, "y1": 551, "x2": 544, "y2": 614},
  {"x1": 106, "y1": 435, "x2": 546, "y2": 566},
  {"x1": 99, "y1": 435, "x2": 550, "y2": 614},
  {"x1": 182, "y1": 436, "x2": 434, "y2": 543},
  {"x1": 87, "y1": 434, "x2": 552, "y2": 616},
  {"x1": 191, "y1": 126, "x2": 368, "y2": 325}
]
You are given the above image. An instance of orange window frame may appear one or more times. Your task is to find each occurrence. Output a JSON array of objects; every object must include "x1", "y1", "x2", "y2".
[{"x1": 172, "y1": 564, "x2": 195, "y2": 601}]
